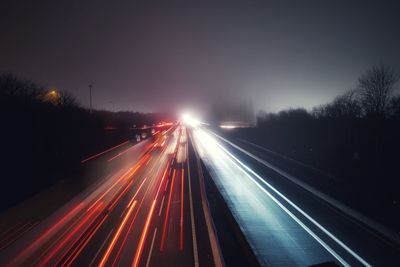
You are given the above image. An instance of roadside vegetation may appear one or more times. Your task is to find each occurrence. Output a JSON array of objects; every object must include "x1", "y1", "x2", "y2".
[{"x1": 0, "y1": 73, "x2": 172, "y2": 211}]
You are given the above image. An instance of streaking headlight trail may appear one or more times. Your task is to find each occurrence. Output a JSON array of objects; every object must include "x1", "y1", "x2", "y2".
[{"x1": 191, "y1": 126, "x2": 371, "y2": 267}]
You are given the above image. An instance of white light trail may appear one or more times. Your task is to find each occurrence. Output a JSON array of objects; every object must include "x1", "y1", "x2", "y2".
[{"x1": 193, "y1": 127, "x2": 372, "y2": 267}]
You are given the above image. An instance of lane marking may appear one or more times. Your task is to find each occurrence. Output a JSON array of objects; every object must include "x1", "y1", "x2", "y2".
[
  {"x1": 230, "y1": 136, "x2": 400, "y2": 248},
  {"x1": 187, "y1": 143, "x2": 200, "y2": 267},
  {"x1": 180, "y1": 168, "x2": 184, "y2": 251},
  {"x1": 164, "y1": 179, "x2": 170, "y2": 193},
  {"x1": 120, "y1": 207, "x2": 128, "y2": 218},
  {"x1": 155, "y1": 162, "x2": 171, "y2": 199},
  {"x1": 128, "y1": 177, "x2": 148, "y2": 208},
  {"x1": 145, "y1": 228, "x2": 158, "y2": 267},
  {"x1": 111, "y1": 172, "x2": 155, "y2": 266},
  {"x1": 87, "y1": 168, "x2": 133, "y2": 211},
  {"x1": 112, "y1": 149, "x2": 169, "y2": 266},
  {"x1": 207, "y1": 130, "x2": 371, "y2": 267},
  {"x1": 160, "y1": 169, "x2": 176, "y2": 251},
  {"x1": 88, "y1": 229, "x2": 114, "y2": 267},
  {"x1": 87, "y1": 153, "x2": 150, "y2": 212},
  {"x1": 98, "y1": 201, "x2": 137, "y2": 267},
  {"x1": 158, "y1": 195, "x2": 166, "y2": 216},
  {"x1": 132, "y1": 200, "x2": 157, "y2": 267}
]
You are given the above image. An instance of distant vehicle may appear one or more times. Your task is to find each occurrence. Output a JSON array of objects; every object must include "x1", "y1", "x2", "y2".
[
  {"x1": 153, "y1": 133, "x2": 166, "y2": 149},
  {"x1": 141, "y1": 132, "x2": 147, "y2": 139}
]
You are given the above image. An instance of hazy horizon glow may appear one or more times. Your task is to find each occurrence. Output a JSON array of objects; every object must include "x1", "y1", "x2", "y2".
[{"x1": 1, "y1": 0, "x2": 399, "y2": 116}]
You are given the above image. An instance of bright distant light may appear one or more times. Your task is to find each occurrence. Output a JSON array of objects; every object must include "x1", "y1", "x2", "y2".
[
  {"x1": 181, "y1": 113, "x2": 201, "y2": 127},
  {"x1": 219, "y1": 125, "x2": 237, "y2": 129},
  {"x1": 219, "y1": 122, "x2": 254, "y2": 129},
  {"x1": 182, "y1": 113, "x2": 190, "y2": 122}
]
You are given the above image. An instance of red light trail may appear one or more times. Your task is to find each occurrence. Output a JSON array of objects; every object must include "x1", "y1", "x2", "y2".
[{"x1": 3, "y1": 123, "x2": 209, "y2": 267}]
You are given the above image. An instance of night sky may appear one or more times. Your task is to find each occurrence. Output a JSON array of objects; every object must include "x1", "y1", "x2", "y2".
[{"x1": 1, "y1": 0, "x2": 399, "y2": 116}]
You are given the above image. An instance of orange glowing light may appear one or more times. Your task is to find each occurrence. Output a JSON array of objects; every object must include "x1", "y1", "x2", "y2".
[
  {"x1": 98, "y1": 201, "x2": 137, "y2": 267},
  {"x1": 132, "y1": 200, "x2": 157, "y2": 267}
]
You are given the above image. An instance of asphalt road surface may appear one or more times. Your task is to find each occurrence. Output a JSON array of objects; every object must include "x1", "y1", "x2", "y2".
[
  {"x1": 2, "y1": 122, "x2": 399, "y2": 267},
  {"x1": 190, "y1": 126, "x2": 400, "y2": 267},
  {"x1": 0, "y1": 124, "x2": 215, "y2": 267}
]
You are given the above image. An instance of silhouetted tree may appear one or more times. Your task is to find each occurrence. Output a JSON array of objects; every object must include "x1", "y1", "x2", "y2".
[
  {"x1": 0, "y1": 72, "x2": 44, "y2": 100},
  {"x1": 59, "y1": 90, "x2": 80, "y2": 108},
  {"x1": 357, "y1": 64, "x2": 399, "y2": 118},
  {"x1": 388, "y1": 95, "x2": 400, "y2": 119},
  {"x1": 312, "y1": 90, "x2": 361, "y2": 119},
  {"x1": 278, "y1": 108, "x2": 311, "y2": 121}
]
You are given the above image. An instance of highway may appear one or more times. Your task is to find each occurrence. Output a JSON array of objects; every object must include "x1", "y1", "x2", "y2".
[
  {"x1": 1, "y1": 120, "x2": 398, "y2": 267},
  {"x1": 190, "y1": 125, "x2": 400, "y2": 267},
  {"x1": 0, "y1": 124, "x2": 215, "y2": 267}
]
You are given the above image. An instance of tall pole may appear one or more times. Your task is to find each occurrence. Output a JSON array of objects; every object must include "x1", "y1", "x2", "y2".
[
  {"x1": 108, "y1": 101, "x2": 115, "y2": 112},
  {"x1": 89, "y1": 84, "x2": 93, "y2": 113}
]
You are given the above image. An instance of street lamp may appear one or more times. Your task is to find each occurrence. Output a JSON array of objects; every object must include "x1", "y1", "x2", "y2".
[{"x1": 43, "y1": 89, "x2": 60, "y2": 105}]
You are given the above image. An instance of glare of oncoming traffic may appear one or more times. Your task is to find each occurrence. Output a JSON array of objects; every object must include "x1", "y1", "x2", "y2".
[
  {"x1": 181, "y1": 113, "x2": 201, "y2": 127},
  {"x1": 191, "y1": 127, "x2": 371, "y2": 267}
]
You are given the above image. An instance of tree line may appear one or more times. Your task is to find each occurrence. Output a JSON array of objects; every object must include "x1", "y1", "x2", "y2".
[
  {"x1": 312, "y1": 64, "x2": 399, "y2": 119},
  {"x1": 0, "y1": 73, "x2": 172, "y2": 210}
]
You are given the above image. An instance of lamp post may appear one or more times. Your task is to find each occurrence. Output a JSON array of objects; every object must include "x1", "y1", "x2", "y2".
[
  {"x1": 44, "y1": 89, "x2": 60, "y2": 105},
  {"x1": 89, "y1": 84, "x2": 93, "y2": 113},
  {"x1": 108, "y1": 101, "x2": 115, "y2": 112}
]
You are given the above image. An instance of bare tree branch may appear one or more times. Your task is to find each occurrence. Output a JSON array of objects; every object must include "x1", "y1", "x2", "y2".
[{"x1": 357, "y1": 64, "x2": 399, "y2": 118}]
